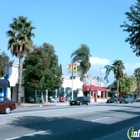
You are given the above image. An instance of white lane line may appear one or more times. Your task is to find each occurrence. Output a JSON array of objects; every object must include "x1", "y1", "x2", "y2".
[
  {"x1": 4, "y1": 131, "x2": 49, "y2": 140},
  {"x1": 91, "y1": 117, "x2": 110, "y2": 122}
]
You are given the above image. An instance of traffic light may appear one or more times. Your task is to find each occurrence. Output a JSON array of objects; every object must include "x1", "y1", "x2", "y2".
[
  {"x1": 73, "y1": 64, "x2": 77, "y2": 73},
  {"x1": 68, "y1": 64, "x2": 72, "y2": 73},
  {"x1": 68, "y1": 64, "x2": 77, "y2": 74}
]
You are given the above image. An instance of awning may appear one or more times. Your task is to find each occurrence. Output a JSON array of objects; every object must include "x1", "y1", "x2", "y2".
[
  {"x1": 0, "y1": 79, "x2": 10, "y2": 87},
  {"x1": 82, "y1": 85, "x2": 108, "y2": 92}
]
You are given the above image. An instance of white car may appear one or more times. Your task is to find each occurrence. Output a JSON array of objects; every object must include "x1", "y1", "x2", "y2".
[{"x1": 48, "y1": 96, "x2": 56, "y2": 102}]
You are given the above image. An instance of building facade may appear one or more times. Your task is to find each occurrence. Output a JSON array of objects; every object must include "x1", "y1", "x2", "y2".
[
  {"x1": 1, "y1": 62, "x2": 108, "y2": 103},
  {"x1": 0, "y1": 62, "x2": 24, "y2": 102}
]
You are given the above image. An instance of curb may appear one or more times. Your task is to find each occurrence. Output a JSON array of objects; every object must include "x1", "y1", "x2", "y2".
[
  {"x1": 17, "y1": 104, "x2": 56, "y2": 108},
  {"x1": 17, "y1": 102, "x2": 104, "y2": 108}
]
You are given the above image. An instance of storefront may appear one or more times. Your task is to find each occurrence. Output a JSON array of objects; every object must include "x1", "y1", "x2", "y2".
[{"x1": 82, "y1": 84, "x2": 108, "y2": 103}]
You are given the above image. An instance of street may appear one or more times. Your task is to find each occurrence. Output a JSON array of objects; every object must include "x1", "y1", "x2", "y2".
[{"x1": 0, "y1": 103, "x2": 140, "y2": 140}]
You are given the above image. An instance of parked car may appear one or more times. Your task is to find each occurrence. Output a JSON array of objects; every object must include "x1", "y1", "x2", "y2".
[
  {"x1": 106, "y1": 97, "x2": 118, "y2": 103},
  {"x1": 70, "y1": 96, "x2": 90, "y2": 106},
  {"x1": 0, "y1": 96, "x2": 17, "y2": 114},
  {"x1": 48, "y1": 96, "x2": 56, "y2": 103},
  {"x1": 27, "y1": 97, "x2": 35, "y2": 103},
  {"x1": 135, "y1": 97, "x2": 140, "y2": 102},
  {"x1": 27, "y1": 96, "x2": 42, "y2": 103},
  {"x1": 119, "y1": 95, "x2": 134, "y2": 103}
]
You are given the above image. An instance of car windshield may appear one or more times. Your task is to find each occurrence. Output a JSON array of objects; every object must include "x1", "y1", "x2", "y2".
[
  {"x1": 74, "y1": 97, "x2": 82, "y2": 101},
  {"x1": 122, "y1": 95, "x2": 132, "y2": 98}
]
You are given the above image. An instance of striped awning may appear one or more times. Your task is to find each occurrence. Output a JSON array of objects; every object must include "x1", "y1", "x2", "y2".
[{"x1": 82, "y1": 84, "x2": 108, "y2": 92}]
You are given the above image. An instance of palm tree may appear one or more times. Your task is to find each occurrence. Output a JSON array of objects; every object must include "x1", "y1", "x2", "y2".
[
  {"x1": 7, "y1": 16, "x2": 35, "y2": 105},
  {"x1": 112, "y1": 60, "x2": 125, "y2": 98},
  {"x1": 104, "y1": 60, "x2": 125, "y2": 98},
  {"x1": 71, "y1": 44, "x2": 91, "y2": 81}
]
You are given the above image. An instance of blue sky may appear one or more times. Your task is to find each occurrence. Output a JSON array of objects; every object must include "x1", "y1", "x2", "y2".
[{"x1": 1, "y1": 0, "x2": 139, "y2": 83}]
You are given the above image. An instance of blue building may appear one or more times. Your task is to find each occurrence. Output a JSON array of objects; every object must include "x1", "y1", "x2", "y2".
[{"x1": 0, "y1": 79, "x2": 10, "y2": 97}]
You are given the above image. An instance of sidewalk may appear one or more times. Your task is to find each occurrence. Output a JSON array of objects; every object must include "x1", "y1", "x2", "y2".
[
  {"x1": 18, "y1": 102, "x2": 70, "y2": 108},
  {"x1": 17, "y1": 101, "x2": 102, "y2": 108}
]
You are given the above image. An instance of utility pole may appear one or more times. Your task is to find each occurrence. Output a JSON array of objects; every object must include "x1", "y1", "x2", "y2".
[
  {"x1": 100, "y1": 68, "x2": 102, "y2": 83},
  {"x1": 68, "y1": 63, "x2": 77, "y2": 100},
  {"x1": 100, "y1": 68, "x2": 106, "y2": 85}
]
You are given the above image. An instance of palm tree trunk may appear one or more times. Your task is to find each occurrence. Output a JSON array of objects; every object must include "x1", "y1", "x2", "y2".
[
  {"x1": 117, "y1": 79, "x2": 119, "y2": 99},
  {"x1": 17, "y1": 56, "x2": 23, "y2": 105}
]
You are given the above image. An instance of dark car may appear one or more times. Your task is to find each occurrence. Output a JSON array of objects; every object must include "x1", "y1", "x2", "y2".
[
  {"x1": 70, "y1": 96, "x2": 90, "y2": 106},
  {"x1": 0, "y1": 96, "x2": 17, "y2": 114},
  {"x1": 106, "y1": 97, "x2": 118, "y2": 103},
  {"x1": 120, "y1": 95, "x2": 134, "y2": 103}
]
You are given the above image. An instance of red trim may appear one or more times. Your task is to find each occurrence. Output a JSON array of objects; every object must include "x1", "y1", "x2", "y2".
[{"x1": 82, "y1": 85, "x2": 108, "y2": 92}]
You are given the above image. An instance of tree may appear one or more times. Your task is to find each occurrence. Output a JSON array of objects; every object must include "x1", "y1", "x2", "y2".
[
  {"x1": 134, "y1": 67, "x2": 140, "y2": 93},
  {"x1": 104, "y1": 60, "x2": 125, "y2": 98},
  {"x1": 71, "y1": 44, "x2": 91, "y2": 81},
  {"x1": 23, "y1": 43, "x2": 63, "y2": 103},
  {"x1": 60, "y1": 64, "x2": 63, "y2": 75},
  {"x1": 120, "y1": 0, "x2": 140, "y2": 56},
  {"x1": 114, "y1": 74, "x2": 137, "y2": 94},
  {"x1": 7, "y1": 16, "x2": 35, "y2": 105},
  {"x1": 0, "y1": 51, "x2": 9, "y2": 77}
]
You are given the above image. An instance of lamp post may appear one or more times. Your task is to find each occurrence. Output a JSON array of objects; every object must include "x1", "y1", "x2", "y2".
[
  {"x1": 71, "y1": 64, "x2": 74, "y2": 100},
  {"x1": 68, "y1": 63, "x2": 77, "y2": 100}
]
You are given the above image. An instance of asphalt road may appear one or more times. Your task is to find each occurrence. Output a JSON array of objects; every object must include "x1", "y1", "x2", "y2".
[{"x1": 0, "y1": 103, "x2": 140, "y2": 140}]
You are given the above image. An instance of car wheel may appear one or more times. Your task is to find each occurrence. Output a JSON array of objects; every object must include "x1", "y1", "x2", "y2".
[
  {"x1": 5, "y1": 107, "x2": 11, "y2": 114},
  {"x1": 120, "y1": 102, "x2": 122, "y2": 104},
  {"x1": 86, "y1": 102, "x2": 89, "y2": 105}
]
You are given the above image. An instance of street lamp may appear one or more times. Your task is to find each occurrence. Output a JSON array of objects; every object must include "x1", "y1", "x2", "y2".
[
  {"x1": 68, "y1": 63, "x2": 76, "y2": 100},
  {"x1": 71, "y1": 64, "x2": 74, "y2": 100}
]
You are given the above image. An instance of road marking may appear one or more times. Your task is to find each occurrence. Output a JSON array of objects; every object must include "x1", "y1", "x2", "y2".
[
  {"x1": 91, "y1": 117, "x2": 110, "y2": 122},
  {"x1": 0, "y1": 110, "x2": 97, "y2": 125},
  {"x1": 0, "y1": 105, "x2": 128, "y2": 117},
  {"x1": 4, "y1": 131, "x2": 49, "y2": 140}
]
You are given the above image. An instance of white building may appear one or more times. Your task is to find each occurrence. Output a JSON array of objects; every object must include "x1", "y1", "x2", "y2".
[
  {"x1": 0, "y1": 62, "x2": 24, "y2": 102},
  {"x1": 61, "y1": 75, "x2": 84, "y2": 100}
]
